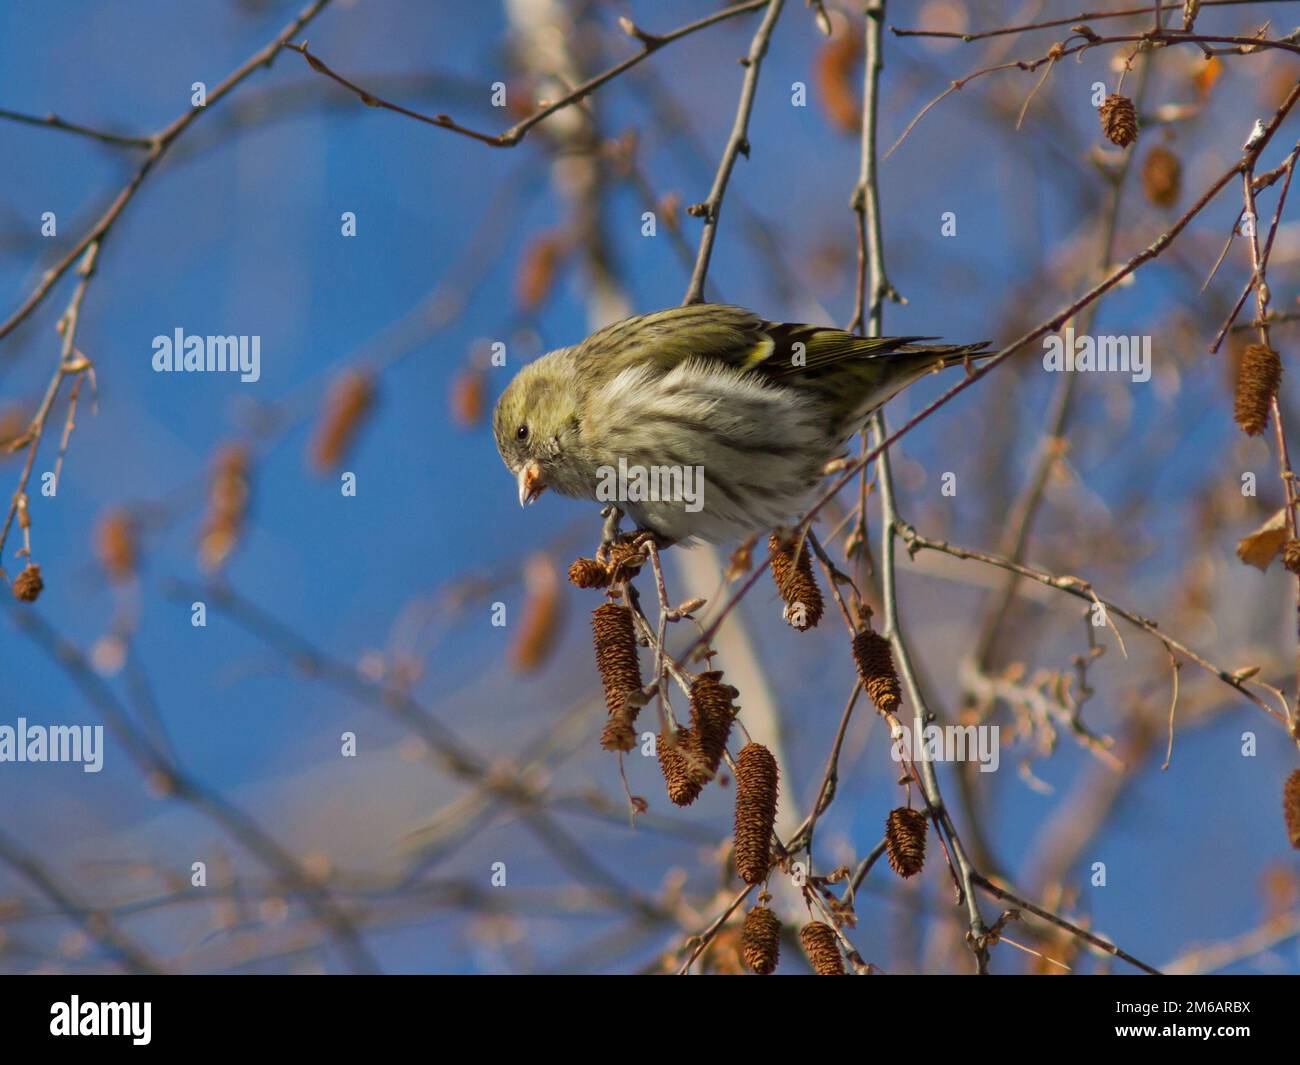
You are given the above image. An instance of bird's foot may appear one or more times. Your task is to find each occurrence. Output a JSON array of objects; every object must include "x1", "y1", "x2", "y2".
[{"x1": 632, "y1": 528, "x2": 676, "y2": 552}]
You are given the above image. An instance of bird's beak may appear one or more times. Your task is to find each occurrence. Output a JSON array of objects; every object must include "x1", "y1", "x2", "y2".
[{"x1": 517, "y1": 462, "x2": 547, "y2": 507}]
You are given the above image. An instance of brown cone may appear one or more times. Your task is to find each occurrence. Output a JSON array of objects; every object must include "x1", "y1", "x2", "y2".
[
  {"x1": 1285, "y1": 769, "x2": 1300, "y2": 850},
  {"x1": 658, "y1": 727, "x2": 708, "y2": 806},
  {"x1": 885, "y1": 806, "x2": 928, "y2": 878},
  {"x1": 591, "y1": 603, "x2": 643, "y2": 718},
  {"x1": 568, "y1": 557, "x2": 610, "y2": 589},
  {"x1": 742, "y1": 906, "x2": 781, "y2": 975},
  {"x1": 1234, "y1": 343, "x2": 1282, "y2": 437},
  {"x1": 768, "y1": 534, "x2": 824, "y2": 630},
  {"x1": 734, "y1": 742, "x2": 779, "y2": 884},
  {"x1": 853, "y1": 629, "x2": 902, "y2": 714},
  {"x1": 600, "y1": 712, "x2": 638, "y2": 753},
  {"x1": 690, "y1": 670, "x2": 738, "y2": 774},
  {"x1": 12, "y1": 563, "x2": 43, "y2": 603},
  {"x1": 1100, "y1": 93, "x2": 1138, "y2": 147},
  {"x1": 800, "y1": 921, "x2": 845, "y2": 975}
]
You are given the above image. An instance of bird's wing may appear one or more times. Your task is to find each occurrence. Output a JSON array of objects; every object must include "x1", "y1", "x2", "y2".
[
  {"x1": 572, "y1": 304, "x2": 768, "y2": 379},
  {"x1": 572, "y1": 304, "x2": 989, "y2": 389}
]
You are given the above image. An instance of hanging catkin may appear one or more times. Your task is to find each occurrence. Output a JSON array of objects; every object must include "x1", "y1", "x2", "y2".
[
  {"x1": 591, "y1": 603, "x2": 643, "y2": 752},
  {"x1": 800, "y1": 921, "x2": 845, "y2": 975},
  {"x1": 1284, "y1": 769, "x2": 1300, "y2": 850},
  {"x1": 658, "y1": 727, "x2": 708, "y2": 806},
  {"x1": 741, "y1": 905, "x2": 781, "y2": 975},
  {"x1": 690, "y1": 671, "x2": 738, "y2": 774},
  {"x1": 853, "y1": 629, "x2": 902, "y2": 714},
  {"x1": 1234, "y1": 343, "x2": 1282, "y2": 437},
  {"x1": 885, "y1": 806, "x2": 928, "y2": 878},
  {"x1": 734, "y1": 743, "x2": 778, "y2": 883},
  {"x1": 1099, "y1": 93, "x2": 1138, "y2": 147},
  {"x1": 768, "y1": 533, "x2": 824, "y2": 630}
]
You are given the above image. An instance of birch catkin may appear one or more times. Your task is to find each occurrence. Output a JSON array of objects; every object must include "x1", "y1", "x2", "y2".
[
  {"x1": 658, "y1": 727, "x2": 708, "y2": 806},
  {"x1": 591, "y1": 603, "x2": 643, "y2": 752},
  {"x1": 690, "y1": 670, "x2": 738, "y2": 774},
  {"x1": 768, "y1": 533, "x2": 824, "y2": 630},
  {"x1": 800, "y1": 921, "x2": 845, "y2": 975},
  {"x1": 1234, "y1": 343, "x2": 1282, "y2": 437},
  {"x1": 1284, "y1": 769, "x2": 1300, "y2": 850},
  {"x1": 885, "y1": 806, "x2": 928, "y2": 878},
  {"x1": 853, "y1": 629, "x2": 901, "y2": 714},
  {"x1": 734, "y1": 742, "x2": 778, "y2": 883},
  {"x1": 742, "y1": 905, "x2": 781, "y2": 975}
]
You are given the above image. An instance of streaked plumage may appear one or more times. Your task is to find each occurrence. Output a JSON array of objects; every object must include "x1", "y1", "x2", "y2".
[{"x1": 493, "y1": 304, "x2": 987, "y2": 543}]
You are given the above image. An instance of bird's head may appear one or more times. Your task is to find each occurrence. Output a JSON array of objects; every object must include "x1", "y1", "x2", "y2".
[{"x1": 492, "y1": 353, "x2": 582, "y2": 508}]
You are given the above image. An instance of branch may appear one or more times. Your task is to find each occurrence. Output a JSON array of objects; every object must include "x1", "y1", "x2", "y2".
[
  {"x1": 806, "y1": 76, "x2": 1300, "y2": 537},
  {"x1": 683, "y1": 0, "x2": 787, "y2": 304},
  {"x1": 286, "y1": 0, "x2": 772, "y2": 151},
  {"x1": 968, "y1": 53, "x2": 1153, "y2": 682},
  {"x1": 0, "y1": 106, "x2": 153, "y2": 148},
  {"x1": 885, "y1": 32, "x2": 1296, "y2": 159},
  {"x1": 843, "y1": 0, "x2": 990, "y2": 971},
  {"x1": 892, "y1": 1, "x2": 1267, "y2": 42},
  {"x1": 0, "y1": 828, "x2": 163, "y2": 973},
  {"x1": 899, "y1": 526, "x2": 1293, "y2": 732},
  {"x1": 1242, "y1": 142, "x2": 1300, "y2": 707},
  {"x1": 972, "y1": 872, "x2": 1162, "y2": 975},
  {"x1": 7, "y1": 602, "x2": 382, "y2": 974},
  {"x1": 0, "y1": 0, "x2": 335, "y2": 344},
  {"x1": 0, "y1": 243, "x2": 98, "y2": 575},
  {"x1": 680, "y1": 78, "x2": 1300, "y2": 679},
  {"x1": 164, "y1": 579, "x2": 664, "y2": 918}
]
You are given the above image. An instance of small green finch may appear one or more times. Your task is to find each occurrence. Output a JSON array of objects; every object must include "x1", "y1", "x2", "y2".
[{"x1": 493, "y1": 304, "x2": 988, "y2": 544}]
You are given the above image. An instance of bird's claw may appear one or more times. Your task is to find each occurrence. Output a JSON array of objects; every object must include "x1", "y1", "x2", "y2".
[{"x1": 633, "y1": 529, "x2": 675, "y2": 552}]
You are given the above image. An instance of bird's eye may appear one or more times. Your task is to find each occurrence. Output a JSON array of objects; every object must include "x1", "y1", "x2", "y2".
[{"x1": 516, "y1": 424, "x2": 529, "y2": 441}]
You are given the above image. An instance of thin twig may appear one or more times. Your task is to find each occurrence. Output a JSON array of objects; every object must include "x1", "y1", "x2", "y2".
[
  {"x1": 7, "y1": 603, "x2": 381, "y2": 974},
  {"x1": 900, "y1": 527, "x2": 1292, "y2": 731},
  {"x1": 286, "y1": 0, "x2": 772, "y2": 152},
  {"x1": 0, "y1": 829, "x2": 163, "y2": 973},
  {"x1": 0, "y1": 242, "x2": 99, "y2": 574},
  {"x1": 0, "y1": 0, "x2": 336, "y2": 344},
  {"x1": 972, "y1": 872, "x2": 1162, "y2": 975},
  {"x1": 892, "y1": 2, "x2": 1273, "y2": 43},
  {"x1": 0, "y1": 106, "x2": 154, "y2": 148},
  {"x1": 683, "y1": 0, "x2": 787, "y2": 304}
]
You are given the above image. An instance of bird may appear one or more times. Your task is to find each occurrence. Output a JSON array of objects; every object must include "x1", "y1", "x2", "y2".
[{"x1": 492, "y1": 303, "x2": 989, "y2": 544}]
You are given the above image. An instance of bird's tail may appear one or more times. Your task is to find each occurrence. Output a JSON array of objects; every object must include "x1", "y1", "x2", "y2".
[
  {"x1": 892, "y1": 339, "x2": 995, "y2": 369},
  {"x1": 831, "y1": 339, "x2": 994, "y2": 440}
]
